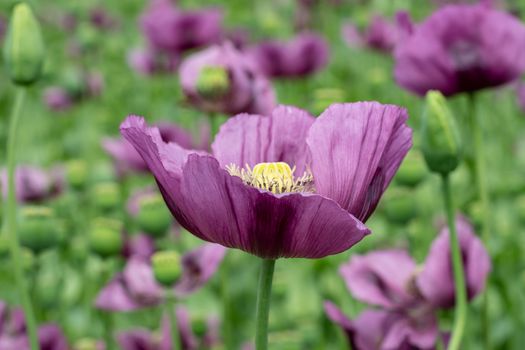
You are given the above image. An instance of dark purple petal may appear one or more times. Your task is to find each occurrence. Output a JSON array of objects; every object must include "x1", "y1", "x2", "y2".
[
  {"x1": 38, "y1": 324, "x2": 68, "y2": 350},
  {"x1": 212, "y1": 105, "x2": 314, "y2": 173},
  {"x1": 95, "y1": 275, "x2": 145, "y2": 312},
  {"x1": 117, "y1": 329, "x2": 156, "y2": 350},
  {"x1": 307, "y1": 102, "x2": 412, "y2": 222},
  {"x1": 122, "y1": 233, "x2": 156, "y2": 260},
  {"x1": 174, "y1": 243, "x2": 226, "y2": 297},
  {"x1": 339, "y1": 250, "x2": 417, "y2": 308},
  {"x1": 176, "y1": 155, "x2": 369, "y2": 259},
  {"x1": 123, "y1": 257, "x2": 164, "y2": 304},
  {"x1": 416, "y1": 215, "x2": 491, "y2": 308}
]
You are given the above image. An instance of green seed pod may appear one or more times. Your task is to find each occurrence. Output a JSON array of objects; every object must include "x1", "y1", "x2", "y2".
[
  {"x1": 66, "y1": 159, "x2": 88, "y2": 190},
  {"x1": 75, "y1": 338, "x2": 99, "y2": 350},
  {"x1": 136, "y1": 194, "x2": 172, "y2": 238},
  {"x1": 196, "y1": 66, "x2": 230, "y2": 100},
  {"x1": 88, "y1": 217, "x2": 123, "y2": 258},
  {"x1": 3, "y1": 3, "x2": 45, "y2": 85},
  {"x1": 421, "y1": 91, "x2": 462, "y2": 175},
  {"x1": 151, "y1": 251, "x2": 181, "y2": 287},
  {"x1": 395, "y1": 150, "x2": 428, "y2": 188},
  {"x1": 91, "y1": 182, "x2": 120, "y2": 211},
  {"x1": 18, "y1": 206, "x2": 59, "y2": 254}
]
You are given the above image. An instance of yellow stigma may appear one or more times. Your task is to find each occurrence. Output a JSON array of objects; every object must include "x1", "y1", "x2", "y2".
[{"x1": 226, "y1": 162, "x2": 314, "y2": 194}]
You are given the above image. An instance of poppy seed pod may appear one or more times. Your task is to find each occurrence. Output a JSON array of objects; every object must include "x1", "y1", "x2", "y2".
[
  {"x1": 88, "y1": 218, "x2": 123, "y2": 258},
  {"x1": 421, "y1": 91, "x2": 461, "y2": 175},
  {"x1": 66, "y1": 159, "x2": 88, "y2": 190},
  {"x1": 91, "y1": 182, "x2": 120, "y2": 211},
  {"x1": 3, "y1": 3, "x2": 45, "y2": 85},
  {"x1": 18, "y1": 206, "x2": 60, "y2": 254},
  {"x1": 152, "y1": 251, "x2": 182, "y2": 287},
  {"x1": 136, "y1": 193, "x2": 172, "y2": 238},
  {"x1": 196, "y1": 66, "x2": 230, "y2": 100}
]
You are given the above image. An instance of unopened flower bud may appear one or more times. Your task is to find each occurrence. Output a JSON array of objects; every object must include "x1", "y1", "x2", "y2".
[
  {"x1": 421, "y1": 91, "x2": 462, "y2": 175},
  {"x1": 66, "y1": 159, "x2": 88, "y2": 190},
  {"x1": 88, "y1": 218, "x2": 123, "y2": 258},
  {"x1": 196, "y1": 66, "x2": 230, "y2": 99},
  {"x1": 91, "y1": 182, "x2": 120, "y2": 211},
  {"x1": 151, "y1": 250, "x2": 181, "y2": 286},
  {"x1": 382, "y1": 188, "x2": 417, "y2": 224},
  {"x1": 18, "y1": 206, "x2": 59, "y2": 254},
  {"x1": 136, "y1": 194, "x2": 172, "y2": 238},
  {"x1": 395, "y1": 150, "x2": 427, "y2": 187},
  {"x1": 3, "y1": 3, "x2": 45, "y2": 85},
  {"x1": 192, "y1": 317, "x2": 208, "y2": 338}
]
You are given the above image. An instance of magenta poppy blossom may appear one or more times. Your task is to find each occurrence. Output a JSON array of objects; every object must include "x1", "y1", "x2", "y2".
[
  {"x1": 120, "y1": 103, "x2": 412, "y2": 259},
  {"x1": 95, "y1": 243, "x2": 226, "y2": 311},
  {"x1": 249, "y1": 32, "x2": 329, "y2": 78},
  {"x1": 325, "y1": 250, "x2": 440, "y2": 349},
  {"x1": 121, "y1": 233, "x2": 156, "y2": 260},
  {"x1": 127, "y1": 47, "x2": 180, "y2": 76},
  {"x1": 117, "y1": 307, "x2": 220, "y2": 350},
  {"x1": 416, "y1": 216, "x2": 491, "y2": 308},
  {"x1": 103, "y1": 121, "x2": 209, "y2": 177},
  {"x1": 179, "y1": 42, "x2": 276, "y2": 115},
  {"x1": 140, "y1": 0, "x2": 222, "y2": 55},
  {"x1": 0, "y1": 165, "x2": 62, "y2": 203},
  {"x1": 394, "y1": 4, "x2": 525, "y2": 96},
  {"x1": 43, "y1": 87, "x2": 72, "y2": 111}
]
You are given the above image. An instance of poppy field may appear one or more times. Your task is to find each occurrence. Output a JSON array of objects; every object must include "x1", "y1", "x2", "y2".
[{"x1": 1, "y1": 0, "x2": 525, "y2": 349}]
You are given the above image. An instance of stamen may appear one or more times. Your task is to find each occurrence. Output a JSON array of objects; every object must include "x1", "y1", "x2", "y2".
[{"x1": 226, "y1": 162, "x2": 314, "y2": 194}]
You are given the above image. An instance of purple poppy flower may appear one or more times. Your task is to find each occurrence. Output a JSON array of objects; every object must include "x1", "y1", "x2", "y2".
[
  {"x1": 38, "y1": 324, "x2": 68, "y2": 350},
  {"x1": 118, "y1": 306, "x2": 219, "y2": 350},
  {"x1": 120, "y1": 102, "x2": 412, "y2": 259},
  {"x1": 394, "y1": 4, "x2": 525, "y2": 96},
  {"x1": 140, "y1": 1, "x2": 223, "y2": 54},
  {"x1": 127, "y1": 48, "x2": 180, "y2": 76},
  {"x1": 341, "y1": 21, "x2": 364, "y2": 49},
  {"x1": 122, "y1": 233, "x2": 156, "y2": 260},
  {"x1": 416, "y1": 216, "x2": 491, "y2": 308},
  {"x1": 365, "y1": 12, "x2": 414, "y2": 54},
  {"x1": 95, "y1": 243, "x2": 226, "y2": 311},
  {"x1": 43, "y1": 87, "x2": 72, "y2": 111},
  {"x1": 103, "y1": 121, "x2": 209, "y2": 177},
  {"x1": 249, "y1": 32, "x2": 329, "y2": 78},
  {"x1": 86, "y1": 72, "x2": 104, "y2": 97},
  {"x1": 89, "y1": 7, "x2": 117, "y2": 30},
  {"x1": 1, "y1": 166, "x2": 60, "y2": 203},
  {"x1": 179, "y1": 42, "x2": 276, "y2": 115}
]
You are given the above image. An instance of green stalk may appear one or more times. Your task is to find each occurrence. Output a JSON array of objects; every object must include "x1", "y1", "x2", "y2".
[
  {"x1": 441, "y1": 174, "x2": 468, "y2": 350},
  {"x1": 468, "y1": 93, "x2": 491, "y2": 349},
  {"x1": 102, "y1": 311, "x2": 114, "y2": 350},
  {"x1": 166, "y1": 291, "x2": 180, "y2": 350},
  {"x1": 255, "y1": 259, "x2": 276, "y2": 350},
  {"x1": 5, "y1": 88, "x2": 40, "y2": 350}
]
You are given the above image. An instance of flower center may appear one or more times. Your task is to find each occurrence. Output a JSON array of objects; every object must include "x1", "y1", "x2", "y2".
[{"x1": 226, "y1": 162, "x2": 314, "y2": 194}]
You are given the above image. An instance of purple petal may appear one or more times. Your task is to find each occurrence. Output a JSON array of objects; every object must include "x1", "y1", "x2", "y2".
[
  {"x1": 382, "y1": 313, "x2": 438, "y2": 350},
  {"x1": 174, "y1": 243, "x2": 226, "y2": 297},
  {"x1": 307, "y1": 102, "x2": 412, "y2": 222},
  {"x1": 122, "y1": 233, "x2": 156, "y2": 260},
  {"x1": 38, "y1": 324, "x2": 68, "y2": 350},
  {"x1": 117, "y1": 329, "x2": 156, "y2": 350},
  {"x1": 339, "y1": 249, "x2": 417, "y2": 308},
  {"x1": 95, "y1": 275, "x2": 144, "y2": 312},
  {"x1": 176, "y1": 154, "x2": 369, "y2": 259},
  {"x1": 161, "y1": 307, "x2": 198, "y2": 350},
  {"x1": 212, "y1": 105, "x2": 314, "y2": 173},
  {"x1": 123, "y1": 257, "x2": 164, "y2": 305}
]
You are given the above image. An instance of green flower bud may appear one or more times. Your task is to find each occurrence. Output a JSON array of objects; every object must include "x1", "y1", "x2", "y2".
[
  {"x1": 191, "y1": 317, "x2": 208, "y2": 338},
  {"x1": 18, "y1": 206, "x2": 59, "y2": 254},
  {"x1": 88, "y1": 217, "x2": 123, "y2": 258},
  {"x1": 421, "y1": 91, "x2": 462, "y2": 175},
  {"x1": 75, "y1": 338, "x2": 99, "y2": 350},
  {"x1": 66, "y1": 159, "x2": 88, "y2": 190},
  {"x1": 151, "y1": 251, "x2": 181, "y2": 286},
  {"x1": 136, "y1": 194, "x2": 172, "y2": 238},
  {"x1": 91, "y1": 182, "x2": 120, "y2": 211},
  {"x1": 196, "y1": 66, "x2": 230, "y2": 100},
  {"x1": 395, "y1": 150, "x2": 428, "y2": 188},
  {"x1": 3, "y1": 3, "x2": 45, "y2": 85},
  {"x1": 382, "y1": 188, "x2": 417, "y2": 224}
]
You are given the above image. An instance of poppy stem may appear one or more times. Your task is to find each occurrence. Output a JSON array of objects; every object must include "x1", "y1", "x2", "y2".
[
  {"x1": 255, "y1": 258, "x2": 276, "y2": 350},
  {"x1": 166, "y1": 291, "x2": 181, "y2": 350},
  {"x1": 441, "y1": 174, "x2": 468, "y2": 350},
  {"x1": 5, "y1": 87, "x2": 40, "y2": 350},
  {"x1": 468, "y1": 92, "x2": 491, "y2": 349}
]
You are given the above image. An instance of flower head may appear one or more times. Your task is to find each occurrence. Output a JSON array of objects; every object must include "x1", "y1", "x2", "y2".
[
  {"x1": 394, "y1": 4, "x2": 525, "y2": 96},
  {"x1": 120, "y1": 103, "x2": 412, "y2": 259}
]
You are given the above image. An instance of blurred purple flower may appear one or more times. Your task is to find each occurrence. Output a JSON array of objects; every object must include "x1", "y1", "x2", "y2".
[
  {"x1": 341, "y1": 22, "x2": 364, "y2": 49},
  {"x1": 179, "y1": 42, "x2": 276, "y2": 115},
  {"x1": 117, "y1": 306, "x2": 219, "y2": 350},
  {"x1": 249, "y1": 32, "x2": 329, "y2": 78},
  {"x1": 416, "y1": 216, "x2": 491, "y2": 308},
  {"x1": 90, "y1": 7, "x2": 118, "y2": 30},
  {"x1": 43, "y1": 87, "x2": 72, "y2": 112},
  {"x1": 121, "y1": 233, "x2": 156, "y2": 260},
  {"x1": 86, "y1": 72, "x2": 104, "y2": 97},
  {"x1": 38, "y1": 324, "x2": 68, "y2": 350},
  {"x1": 140, "y1": 1, "x2": 222, "y2": 55},
  {"x1": 95, "y1": 243, "x2": 226, "y2": 311},
  {"x1": 0, "y1": 166, "x2": 62, "y2": 203},
  {"x1": 394, "y1": 4, "x2": 525, "y2": 96},
  {"x1": 103, "y1": 121, "x2": 209, "y2": 177},
  {"x1": 120, "y1": 103, "x2": 412, "y2": 259},
  {"x1": 127, "y1": 48, "x2": 180, "y2": 76}
]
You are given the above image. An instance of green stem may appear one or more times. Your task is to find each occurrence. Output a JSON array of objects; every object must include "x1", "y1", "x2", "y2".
[
  {"x1": 255, "y1": 259, "x2": 276, "y2": 350},
  {"x1": 166, "y1": 291, "x2": 180, "y2": 350},
  {"x1": 220, "y1": 257, "x2": 234, "y2": 349},
  {"x1": 468, "y1": 93, "x2": 491, "y2": 349},
  {"x1": 441, "y1": 174, "x2": 468, "y2": 350},
  {"x1": 5, "y1": 88, "x2": 40, "y2": 350},
  {"x1": 102, "y1": 311, "x2": 114, "y2": 350}
]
